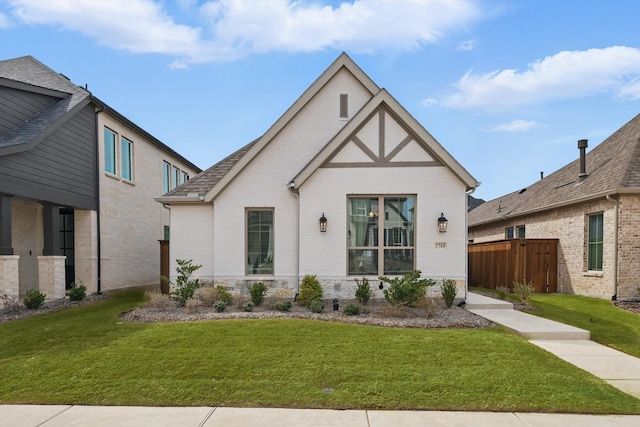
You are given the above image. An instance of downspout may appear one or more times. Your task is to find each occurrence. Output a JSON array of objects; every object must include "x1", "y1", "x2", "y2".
[
  {"x1": 94, "y1": 103, "x2": 104, "y2": 294},
  {"x1": 465, "y1": 186, "x2": 477, "y2": 302},
  {"x1": 606, "y1": 194, "x2": 619, "y2": 300},
  {"x1": 287, "y1": 181, "x2": 300, "y2": 297}
]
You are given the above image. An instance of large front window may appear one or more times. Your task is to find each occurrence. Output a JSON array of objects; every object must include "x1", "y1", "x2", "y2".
[
  {"x1": 348, "y1": 196, "x2": 415, "y2": 276},
  {"x1": 247, "y1": 209, "x2": 274, "y2": 275},
  {"x1": 588, "y1": 213, "x2": 603, "y2": 271}
]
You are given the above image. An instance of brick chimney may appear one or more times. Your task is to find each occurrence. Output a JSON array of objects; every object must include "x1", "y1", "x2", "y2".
[{"x1": 578, "y1": 139, "x2": 588, "y2": 179}]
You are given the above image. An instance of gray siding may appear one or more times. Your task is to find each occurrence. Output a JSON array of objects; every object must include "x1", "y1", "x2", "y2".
[
  {"x1": 0, "y1": 103, "x2": 97, "y2": 210},
  {"x1": 0, "y1": 86, "x2": 58, "y2": 137}
]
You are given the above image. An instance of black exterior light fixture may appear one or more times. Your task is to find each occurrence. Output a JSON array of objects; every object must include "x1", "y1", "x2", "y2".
[
  {"x1": 438, "y1": 213, "x2": 448, "y2": 233},
  {"x1": 319, "y1": 213, "x2": 327, "y2": 232}
]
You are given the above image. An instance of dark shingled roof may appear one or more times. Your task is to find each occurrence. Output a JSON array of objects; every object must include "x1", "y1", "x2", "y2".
[
  {"x1": 0, "y1": 56, "x2": 91, "y2": 151},
  {"x1": 469, "y1": 113, "x2": 640, "y2": 226},
  {"x1": 164, "y1": 139, "x2": 259, "y2": 197}
]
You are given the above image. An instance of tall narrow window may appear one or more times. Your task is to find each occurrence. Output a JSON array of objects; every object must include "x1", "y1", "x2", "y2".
[
  {"x1": 247, "y1": 209, "x2": 274, "y2": 275},
  {"x1": 516, "y1": 225, "x2": 525, "y2": 238},
  {"x1": 339, "y1": 94, "x2": 348, "y2": 118},
  {"x1": 162, "y1": 161, "x2": 171, "y2": 194},
  {"x1": 172, "y1": 166, "x2": 179, "y2": 189},
  {"x1": 505, "y1": 227, "x2": 514, "y2": 239},
  {"x1": 588, "y1": 213, "x2": 603, "y2": 271},
  {"x1": 180, "y1": 171, "x2": 189, "y2": 184},
  {"x1": 348, "y1": 196, "x2": 415, "y2": 276},
  {"x1": 104, "y1": 128, "x2": 117, "y2": 175},
  {"x1": 121, "y1": 137, "x2": 132, "y2": 181}
]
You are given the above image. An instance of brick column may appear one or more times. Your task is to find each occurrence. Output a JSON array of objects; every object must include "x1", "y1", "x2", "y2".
[
  {"x1": 0, "y1": 255, "x2": 20, "y2": 305},
  {"x1": 38, "y1": 256, "x2": 66, "y2": 300}
]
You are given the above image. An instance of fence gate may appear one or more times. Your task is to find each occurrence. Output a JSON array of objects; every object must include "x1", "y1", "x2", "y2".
[
  {"x1": 468, "y1": 239, "x2": 558, "y2": 293},
  {"x1": 159, "y1": 240, "x2": 169, "y2": 294}
]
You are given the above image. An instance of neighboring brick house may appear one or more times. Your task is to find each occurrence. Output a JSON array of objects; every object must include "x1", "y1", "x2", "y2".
[
  {"x1": 157, "y1": 53, "x2": 478, "y2": 300},
  {"x1": 0, "y1": 56, "x2": 200, "y2": 301},
  {"x1": 468, "y1": 113, "x2": 640, "y2": 299}
]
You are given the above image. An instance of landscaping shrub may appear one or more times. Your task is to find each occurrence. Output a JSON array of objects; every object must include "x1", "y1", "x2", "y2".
[
  {"x1": 0, "y1": 294, "x2": 21, "y2": 313},
  {"x1": 242, "y1": 301, "x2": 255, "y2": 312},
  {"x1": 185, "y1": 298, "x2": 201, "y2": 313},
  {"x1": 214, "y1": 301, "x2": 227, "y2": 312},
  {"x1": 297, "y1": 274, "x2": 323, "y2": 306},
  {"x1": 196, "y1": 286, "x2": 217, "y2": 306},
  {"x1": 416, "y1": 295, "x2": 437, "y2": 318},
  {"x1": 308, "y1": 299, "x2": 324, "y2": 313},
  {"x1": 274, "y1": 301, "x2": 292, "y2": 312},
  {"x1": 513, "y1": 280, "x2": 534, "y2": 304},
  {"x1": 496, "y1": 284, "x2": 510, "y2": 300},
  {"x1": 147, "y1": 292, "x2": 171, "y2": 310},
  {"x1": 23, "y1": 289, "x2": 46, "y2": 310},
  {"x1": 354, "y1": 277, "x2": 371, "y2": 305},
  {"x1": 343, "y1": 303, "x2": 361, "y2": 316},
  {"x1": 441, "y1": 278, "x2": 458, "y2": 308},
  {"x1": 68, "y1": 281, "x2": 87, "y2": 301},
  {"x1": 379, "y1": 271, "x2": 435, "y2": 307},
  {"x1": 164, "y1": 259, "x2": 202, "y2": 306},
  {"x1": 213, "y1": 286, "x2": 233, "y2": 305},
  {"x1": 249, "y1": 282, "x2": 268, "y2": 306}
]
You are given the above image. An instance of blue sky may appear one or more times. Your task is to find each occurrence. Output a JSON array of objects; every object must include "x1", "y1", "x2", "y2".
[{"x1": 1, "y1": 0, "x2": 639, "y2": 201}]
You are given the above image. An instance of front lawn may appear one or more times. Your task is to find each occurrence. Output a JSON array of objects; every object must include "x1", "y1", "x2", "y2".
[
  {"x1": 526, "y1": 294, "x2": 640, "y2": 358},
  {"x1": 1, "y1": 289, "x2": 638, "y2": 413}
]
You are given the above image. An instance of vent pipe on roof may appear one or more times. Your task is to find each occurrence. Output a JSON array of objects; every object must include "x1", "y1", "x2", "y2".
[
  {"x1": 578, "y1": 139, "x2": 588, "y2": 179},
  {"x1": 540, "y1": 171, "x2": 544, "y2": 180}
]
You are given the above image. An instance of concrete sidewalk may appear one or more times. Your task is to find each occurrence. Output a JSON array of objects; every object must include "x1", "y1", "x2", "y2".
[
  {"x1": 466, "y1": 291, "x2": 640, "y2": 399},
  {"x1": 2, "y1": 405, "x2": 640, "y2": 427}
]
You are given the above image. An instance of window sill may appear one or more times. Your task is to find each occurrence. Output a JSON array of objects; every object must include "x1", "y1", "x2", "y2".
[
  {"x1": 105, "y1": 172, "x2": 119, "y2": 180},
  {"x1": 123, "y1": 179, "x2": 135, "y2": 186},
  {"x1": 583, "y1": 271, "x2": 603, "y2": 278}
]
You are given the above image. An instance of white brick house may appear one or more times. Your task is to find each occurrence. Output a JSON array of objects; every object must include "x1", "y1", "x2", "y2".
[
  {"x1": 469, "y1": 113, "x2": 640, "y2": 299},
  {"x1": 158, "y1": 53, "x2": 478, "y2": 300},
  {"x1": 0, "y1": 56, "x2": 200, "y2": 301}
]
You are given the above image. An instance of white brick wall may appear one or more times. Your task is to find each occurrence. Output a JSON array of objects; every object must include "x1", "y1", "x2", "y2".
[
  {"x1": 11, "y1": 198, "x2": 42, "y2": 294},
  {"x1": 97, "y1": 113, "x2": 199, "y2": 291},
  {"x1": 0, "y1": 255, "x2": 20, "y2": 304},
  {"x1": 37, "y1": 256, "x2": 66, "y2": 299}
]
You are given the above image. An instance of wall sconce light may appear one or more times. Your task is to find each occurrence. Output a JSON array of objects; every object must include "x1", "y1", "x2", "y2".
[
  {"x1": 438, "y1": 213, "x2": 448, "y2": 233},
  {"x1": 319, "y1": 213, "x2": 327, "y2": 232}
]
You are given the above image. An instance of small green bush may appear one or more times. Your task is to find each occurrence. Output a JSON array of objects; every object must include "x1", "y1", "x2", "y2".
[
  {"x1": 242, "y1": 301, "x2": 255, "y2": 312},
  {"x1": 213, "y1": 286, "x2": 234, "y2": 305},
  {"x1": 441, "y1": 278, "x2": 458, "y2": 308},
  {"x1": 513, "y1": 280, "x2": 534, "y2": 304},
  {"x1": 165, "y1": 259, "x2": 202, "y2": 306},
  {"x1": 68, "y1": 281, "x2": 87, "y2": 301},
  {"x1": 23, "y1": 289, "x2": 46, "y2": 310},
  {"x1": 308, "y1": 299, "x2": 324, "y2": 313},
  {"x1": 297, "y1": 274, "x2": 323, "y2": 306},
  {"x1": 379, "y1": 271, "x2": 435, "y2": 307},
  {"x1": 343, "y1": 303, "x2": 361, "y2": 316},
  {"x1": 355, "y1": 277, "x2": 371, "y2": 305},
  {"x1": 274, "y1": 301, "x2": 292, "y2": 312},
  {"x1": 214, "y1": 301, "x2": 227, "y2": 312},
  {"x1": 249, "y1": 282, "x2": 268, "y2": 306}
]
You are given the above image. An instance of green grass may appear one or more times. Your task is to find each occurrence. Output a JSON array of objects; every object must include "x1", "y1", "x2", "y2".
[
  {"x1": 526, "y1": 294, "x2": 640, "y2": 358},
  {"x1": 1, "y1": 289, "x2": 639, "y2": 413}
]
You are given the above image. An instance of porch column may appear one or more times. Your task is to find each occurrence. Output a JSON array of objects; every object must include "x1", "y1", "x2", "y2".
[
  {"x1": 0, "y1": 194, "x2": 13, "y2": 255},
  {"x1": 38, "y1": 256, "x2": 66, "y2": 300},
  {"x1": 0, "y1": 255, "x2": 20, "y2": 304},
  {"x1": 42, "y1": 203, "x2": 61, "y2": 256}
]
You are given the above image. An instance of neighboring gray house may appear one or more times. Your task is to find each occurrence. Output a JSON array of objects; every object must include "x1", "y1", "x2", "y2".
[
  {"x1": 0, "y1": 56, "x2": 200, "y2": 302},
  {"x1": 469, "y1": 113, "x2": 640, "y2": 299}
]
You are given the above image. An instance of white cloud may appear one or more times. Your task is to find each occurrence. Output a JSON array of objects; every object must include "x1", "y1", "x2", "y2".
[
  {"x1": 457, "y1": 39, "x2": 475, "y2": 51},
  {"x1": 432, "y1": 46, "x2": 640, "y2": 110},
  {"x1": 0, "y1": 11, "x2": 13, "y2": 28},
  {"x1": 5, "y1": 0, "x2": 484, "y2": 65},
  {"x1": 485, "y1": 119, "x2": 540, "y2": 132}
]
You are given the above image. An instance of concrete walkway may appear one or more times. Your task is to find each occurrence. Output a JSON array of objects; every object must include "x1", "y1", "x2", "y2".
[
  {"x1": 3, "y1": 292, "x2": 640, "y2": 426},
  {"x1": 2, "y1": 405, "x2": 640, "y2": 427},
  {"x1": 466, "y1": 291, "x2": 640, "y2": 399}
]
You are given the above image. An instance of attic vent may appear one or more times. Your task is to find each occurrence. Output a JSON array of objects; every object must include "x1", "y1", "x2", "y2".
[{"x1": 339, "y1": 94, "x2": 348, "y2": 118}]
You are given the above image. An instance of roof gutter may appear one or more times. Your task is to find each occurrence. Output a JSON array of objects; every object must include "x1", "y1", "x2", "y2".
[
  {"x1": 287, "y1": 180, "x2": 300, "y2": 297},
  {"x1": 154, "y1": 195, "x2": 205, "y2": 204}
]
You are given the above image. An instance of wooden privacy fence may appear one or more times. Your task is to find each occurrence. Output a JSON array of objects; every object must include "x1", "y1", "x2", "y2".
[{"x1": 468, "y1": 239, "x2": 558, "y2": 293}]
